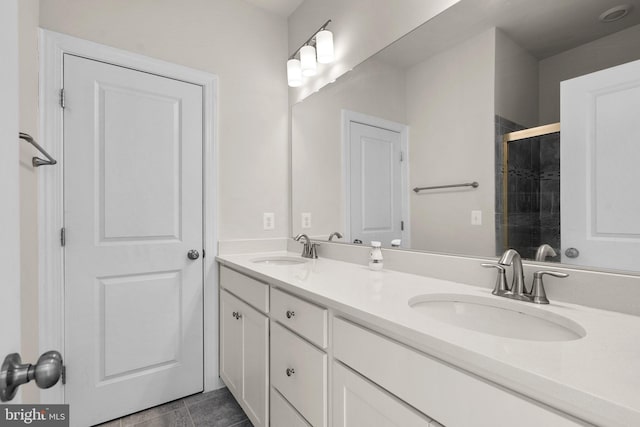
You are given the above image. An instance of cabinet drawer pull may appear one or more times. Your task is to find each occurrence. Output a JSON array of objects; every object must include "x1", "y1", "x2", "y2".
[
  {"x1": 286, "y1": 310, "x2": 295, "y2": 319},
  {"x1": 286, "y1": 368, "x2": 295, "y2": 377},
  {"x1": 232, "y1": 311, "x2": 242, "y2": 319}
]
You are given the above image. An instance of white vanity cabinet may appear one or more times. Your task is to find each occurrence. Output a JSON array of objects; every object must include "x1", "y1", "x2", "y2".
[
  {"x1": 332, "y1": 361, "x2": 433, "y2": 427},
  {"x1": 219, "y1": 267, "x2": 269, "y2": 427},
  {"x1": 271, "y1": 287, "x2": 328, "y2": 348},
  {"x1": 333, "y1": 317, "x2": 585, "y2": 427},
  {"x1": 271, "y1": 387, "x2": 312, "y2": 427},
  {"x1": 270, "y1": 288, "x2": 329, "y2": 427},
  {"x1": 218, "y1": 263, "x2": 591, "y2": 427}
]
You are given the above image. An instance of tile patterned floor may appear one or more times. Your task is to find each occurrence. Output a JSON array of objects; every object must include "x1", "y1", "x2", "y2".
[{"x1": 95, "y1": 388, "x2": 251, "y2": 427}]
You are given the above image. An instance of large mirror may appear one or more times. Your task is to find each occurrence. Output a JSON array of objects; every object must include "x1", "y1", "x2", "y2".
[{"x1": 292, "y1": 0, "x2": 640, "y2": 273}]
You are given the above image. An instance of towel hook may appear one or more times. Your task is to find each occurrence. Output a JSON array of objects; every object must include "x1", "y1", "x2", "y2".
[{"x1": 18, "y1": 132, "x2": 57, "y2": 167}]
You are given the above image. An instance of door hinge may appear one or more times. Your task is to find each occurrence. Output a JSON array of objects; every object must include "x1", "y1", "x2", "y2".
[
  {"x1": 60, "y1": 227, "x2": 66, "y2": 247},
  {"x1": 401, "y1": 221, "x2": 404, "y2": 231},
  {"x1": 59, "y1": 88, "x2": 66, "y2": 109},
  {"x1": 61, "y1": 365, "x2": 66, "y2": 385},
  {"x1": 400, "y1": 151, "x2": 404, "y2": 162}
]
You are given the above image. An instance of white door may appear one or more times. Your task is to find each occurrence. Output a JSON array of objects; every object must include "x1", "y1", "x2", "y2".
[
  {"x1": 561, "y1": 59, "x2": 640, "y2": 271},
  {"x1": 0, "y1": 0, "x2": 21, "y2": 402},
  {"x1": 220, "y1": 290, "x2": 268, "y2": 427},
  {"x1": 220, "y1": 290, "x2": 242, "y2": 397},
  {"x1": 63, "y1": 54, "x2": 204, "y2": 426},
  {"x1": 349, "y1": 122, "x2": 404, "y2": 246}
]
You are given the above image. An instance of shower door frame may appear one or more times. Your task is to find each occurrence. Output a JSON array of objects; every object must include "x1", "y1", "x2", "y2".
[{"x1": 501, "y1": 122, "x2": 561, "y2": 251}]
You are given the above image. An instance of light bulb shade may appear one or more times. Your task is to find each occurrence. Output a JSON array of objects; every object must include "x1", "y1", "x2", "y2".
[
  {"x1": 300, "y1": 45, "x2": 317, "y2": 76},
  {"x1": 316, "y1": 30, "x2": 334, "y2": 64},
  {"x1": 287, "y1": 59, "x2": 302, "y2": 87}
]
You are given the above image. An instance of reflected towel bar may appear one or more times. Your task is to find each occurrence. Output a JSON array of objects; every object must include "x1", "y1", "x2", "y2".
[
  {"x1": 413, "y1": 181, "x2": 479, "y2": 193},
  {"x1": 19, "y1": 132, "x2": 57, "y2": 167}
]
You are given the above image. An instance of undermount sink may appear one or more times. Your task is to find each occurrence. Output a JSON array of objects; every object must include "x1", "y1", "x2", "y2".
[
  {"x1": 251, "y1": 256, "x2": 308, "y2": 266},
  {"x1": 408, "y1": 294, "x2": 585, "y2": 342}
]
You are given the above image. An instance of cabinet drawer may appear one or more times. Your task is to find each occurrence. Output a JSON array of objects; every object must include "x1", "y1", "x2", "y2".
[
  {"x1": 220, "y1": 266, "x2": 269, "y2": 313},
  {"x1": 333, "y1": 317, "x2": 583, "y2": 427},
  {"x1": 271, "y1": 288, "x2": 328, "y2": 348},
  {"x1": 271, "y1": 321, "x2": 327, "y2": 427},
  {"x1": 271, "y1": 387, "x2": 311, "y2": 427}
]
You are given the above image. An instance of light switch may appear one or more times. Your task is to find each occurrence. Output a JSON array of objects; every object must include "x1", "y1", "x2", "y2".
[{"x1": 471, "y1": 210, "x2": 482, "y2": 225}]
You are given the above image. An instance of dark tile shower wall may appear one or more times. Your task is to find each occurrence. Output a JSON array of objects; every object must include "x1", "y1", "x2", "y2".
[
  {"x1": 507, "y1": 136, "x2": 541, "y2": 260},
  {"x1": 495, "y1": 116, "x2": 525, "y2": 256},
  {"x1": 539, "y1": 132, "x2": 561, "y2": 261},
  {"x1": 494, "y1": 116, "x2": 561, "y2": 261}
]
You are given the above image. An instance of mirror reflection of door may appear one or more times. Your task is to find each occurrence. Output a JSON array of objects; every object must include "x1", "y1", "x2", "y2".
[
  {"x1": 345, "y1": 117, "x2": 407, "y2": 247},
  {"x1": 561, "y1": 58, "x2": 640, "y2": 271}
]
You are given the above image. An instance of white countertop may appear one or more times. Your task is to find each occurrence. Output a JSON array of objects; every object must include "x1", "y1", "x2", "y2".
[{"x1": 216, "y1": 251, "x2": 640, "y2": 426}]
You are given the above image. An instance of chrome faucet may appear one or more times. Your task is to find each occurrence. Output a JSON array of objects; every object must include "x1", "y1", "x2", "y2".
[
  {"x1": 328, "y1": 231, "x2": 343, "y2": 241},
  {"x1": 483, "y1": 248, "x2": 569, "y2": 304},
  {"x1": 498, "y1": 249, "x2": 528, "y2": 299},
  {"x1": 294, "y1": 234, "x2": 318, "y2": 259},
  {"x1": 535, "y1": 244, "x2": 557, "y2": 261}
]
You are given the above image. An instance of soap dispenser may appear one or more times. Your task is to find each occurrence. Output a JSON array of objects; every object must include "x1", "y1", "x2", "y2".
[{"x1": 369, "y1": 241, "x2": 383, "y2": 271}]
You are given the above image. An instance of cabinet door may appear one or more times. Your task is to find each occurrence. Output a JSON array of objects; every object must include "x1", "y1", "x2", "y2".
[
  {"x1": 241, "y1": 298, "x2": 269, "y2": 427},
  {"x1": 220, "y1": 290, "x2": 243, "y2": 396},
  {"x1": 333, "y1": 362, "x2": 431, "y2": 427}
]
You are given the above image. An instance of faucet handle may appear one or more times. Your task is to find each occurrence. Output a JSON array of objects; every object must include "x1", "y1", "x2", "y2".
[
  {"x1": 529, "y1": 270, "x2": 569, "y2": 304},
  {"x1": 309, "y1": 243, "x2": 319, "y2": 259},
  {"x1": 482, "y1": 263, "x2": 509, "y2": 295}
]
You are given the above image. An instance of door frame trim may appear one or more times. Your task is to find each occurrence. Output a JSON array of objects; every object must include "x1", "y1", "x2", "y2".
[
  {"x1": 341, "y1": 109, "x2": 411, "y2": 247},
  {"x1": 38, "y1": 29, "x2": 221, "y2": 404}
]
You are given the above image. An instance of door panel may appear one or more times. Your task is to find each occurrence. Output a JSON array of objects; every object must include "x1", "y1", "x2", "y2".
[
  {"x1": 241, "y1": 300, "x2": 269, "y2": 427},
  {"x1": 220, "y1": 290, "x2": 243, "y2": 396},
  {"x1": 220, "y1": 290, "x2": 268, "y2": 427},
  {"x1": 332, "y1": 362, "x2": 430, "y2": 427},
  {"x1": 561, "y1": 59, "x2": 640, "y2": 271},
  {"x1": 99, "y1": 83, "x2": 182, "y2": 241},
  {"x1": 101, "y1": 271, "x2": 181, "y2": 378},
  {"x1": 349, "y1": 122, "x2": 403, "y2": 246},
  {"x1": 64, "y1": 54, "x2": 203, "y2": 426}
]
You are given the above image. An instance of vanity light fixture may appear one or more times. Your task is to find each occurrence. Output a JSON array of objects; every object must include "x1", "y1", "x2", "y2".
[
  {"x1": 287, "y1": 58, "x2": 302, "y2": 87},
  {"x1": 287, "y1": 19, "x2": 334, "y2": 87},
  {"x1": 300, "y1": 45, "x2": 317, "y2": 76},
  {"x1": 316, "y1": 29, "x2": 334, "y2": 63}
]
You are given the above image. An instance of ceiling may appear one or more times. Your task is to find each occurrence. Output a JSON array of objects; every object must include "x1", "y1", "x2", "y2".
[
  {"x1": 243, "y1": 0, "x2": 304, "y2": 17},
  {"x1": 377, "y1": 0, "x2": 640, "y2": 68}
]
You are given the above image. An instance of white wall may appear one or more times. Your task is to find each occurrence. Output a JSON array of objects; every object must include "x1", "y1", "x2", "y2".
[
  {"x1": 18, "y1": 0, "x2": 41, "y2": 404},
  {"x1": 39, "y1": 0, "x2": 290, "y2": 241},
  {"x1": 406, "y1": 29, "x2": 496, "y2": 256},
  {"x1": 291, "y1": 58, "x2": 406, "y2": 239},
  {"x1": 287, "y1": 0, "x2": 460, "y2": 103},
  {"x1": 539, "y1": 23, "x2": 640, "y2": 124},
  {"x1": 495, "y1": 29, "x2": 539, "y2": 128}
]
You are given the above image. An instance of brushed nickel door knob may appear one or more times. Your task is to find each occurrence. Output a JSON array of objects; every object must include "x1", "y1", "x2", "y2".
[{"x1": 187, "y1": 250, "x2": 200, "y2": 260}]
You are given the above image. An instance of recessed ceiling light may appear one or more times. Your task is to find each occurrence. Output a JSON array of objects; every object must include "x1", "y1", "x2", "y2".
[{"x1": 599, "y1": 4, "x2": 633, "y2": 23}]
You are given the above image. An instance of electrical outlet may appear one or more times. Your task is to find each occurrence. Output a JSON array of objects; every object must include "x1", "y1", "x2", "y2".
[
  {"x1": 263, "y1": 212, "x2": 275, "y2": 230},
  {"x1": 471, "y1": 210, "x2": 482, "y2": 226},
  {"x1": 301, "y1": 212, "x2": 312, "y2": 229}
]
